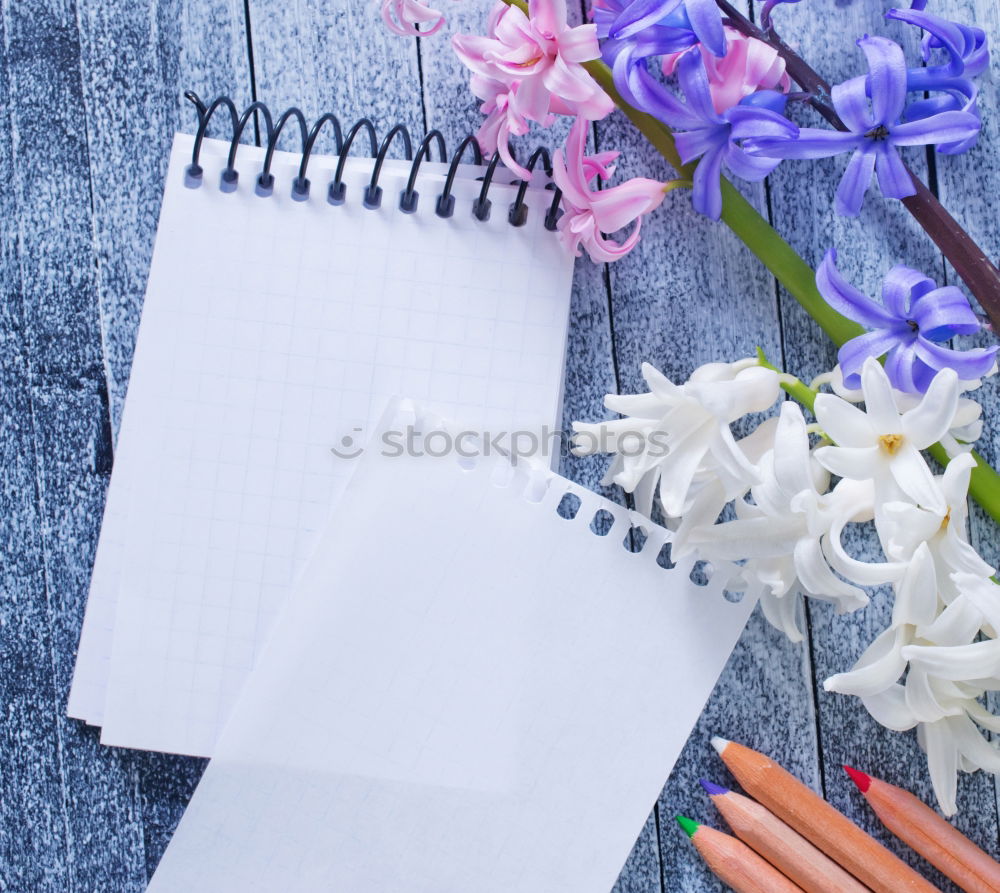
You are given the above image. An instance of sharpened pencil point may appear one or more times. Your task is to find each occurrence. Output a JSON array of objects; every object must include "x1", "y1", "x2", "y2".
[
  {"x1": 700, "y1": 779, "x2": 729, "y2": 797},
  {"x1": 844, "y1": 765, "x2": 872, "y2": 793},
  {"x1": 710, "y1": 736, "x2": 730, "y2": 755},
  {"x1": 676, "y1": 816, "x2": 700, "y2": 839}
]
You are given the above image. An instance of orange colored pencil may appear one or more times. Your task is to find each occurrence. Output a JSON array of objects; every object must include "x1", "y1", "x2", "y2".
[
  {"x1": 712, "y1": 737, "x2": 941, "y2": 893},
  {"x1": 677, "y1": 816, "x2": 806, "y2": 893},
  {"x1": 846, "y1": 766, "x2": 1000, "y2": 893},
  {"x1": 701, "y1": 780, "x2": 869, "y2": 893}
]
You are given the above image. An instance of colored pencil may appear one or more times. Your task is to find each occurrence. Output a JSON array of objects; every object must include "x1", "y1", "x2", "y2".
[
  {"x1": 846, "y1": 766, "x2": 1000, "y2": 893},
  {"x1": 712, "y1": 737, "x2": 941, "y2": 893},
  {"x1": 676, "y1": 816, "x2": 806, "y2": 893},
  {"x1": 701, "y1": 779, "x2": 869, "y2": 893}
]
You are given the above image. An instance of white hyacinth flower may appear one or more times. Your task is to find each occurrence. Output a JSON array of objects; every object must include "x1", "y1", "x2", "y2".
[
  {"x1": 814, "y1": 357, "x2": 959, "y2": 514},
  {"x1": 571, "y1": 359, "x2": 780, "y2": 517}
]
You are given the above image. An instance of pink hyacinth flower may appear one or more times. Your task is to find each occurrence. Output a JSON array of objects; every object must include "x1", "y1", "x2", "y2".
[
  {"x1": 453, "y1": 0, "x2": 613, "y2": 125},
  {"x1": 381, "y1": 0, "x2": 445, "y2": 37},
  {"x1": 662, "y1": 27, "x2": 791, "y2": 114},
  {"x1": 552, "y1": 116, "x2": 666, "y2": 263}
]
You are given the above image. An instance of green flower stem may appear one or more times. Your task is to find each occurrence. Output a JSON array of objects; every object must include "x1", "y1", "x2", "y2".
[{"x1": 498, "y1": 0, "x2": 1000, "y2": 523}]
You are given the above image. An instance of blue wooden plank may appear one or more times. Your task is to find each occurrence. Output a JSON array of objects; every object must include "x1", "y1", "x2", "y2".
[
  {"x1": 0, "y1": 0, "x2": 149, "y2": 889},
  {"x1": 764, "y1": 0, "x2": 1000, "y2": 886},
  {"x1": 74, "y1": 0, "x2": 253, "y2": 880},
  {"x1": 934, "y1": 0, "x2": 1000, "y2": 831},
  {"x1": 588, "y1": 0, "x2": 823, "y2": 885}
]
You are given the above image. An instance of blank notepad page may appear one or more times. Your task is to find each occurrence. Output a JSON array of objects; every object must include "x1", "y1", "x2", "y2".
[
  {"x1": 146, "y1": 402, "x2": 756, "y2": 893},
  {"x1": 70, "y1": 133, "x2": 573, "y2": 756}
]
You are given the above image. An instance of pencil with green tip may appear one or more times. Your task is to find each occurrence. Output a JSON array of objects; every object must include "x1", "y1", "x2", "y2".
[
  {"x1": 700, "y1": 779, "x2": 868, "y2": 893},
  {"x1": 845, "y1": 766, "x2": 1000, "y2": 893},
  {"x1": 676, "y1": 816, "x2": 806, "y2": 893},
  {"x1": 711, "y1": 737, "x2": 941, "y2": 893}
]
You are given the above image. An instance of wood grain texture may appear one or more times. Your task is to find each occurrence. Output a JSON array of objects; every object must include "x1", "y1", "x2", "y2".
[
  {"x1": 763, "y1": 1, "x2": 1000, "y2": 890},
  {"x1": 0, "y1": 1, "x2": 149, "y2": 890},
  {"x1": 73, "y1": 0, "x2": 251, "y2": 882},
  {"x1": 2, "y1": 0, "x2": 999, "y2": 890},
  {"x1": 933, "y1": 0, "x2": 1000, "y2": 829},
  {"x1": 591, "y1": 0, "x2": 822, "y2": 885}
]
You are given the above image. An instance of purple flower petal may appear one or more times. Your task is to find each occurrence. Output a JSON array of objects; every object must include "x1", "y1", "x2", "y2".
[
  {"x1": 610, "y1": 42, "x2": 696, "y2": 125},
  {"x1": 857, "y1": 36, "x2": 908, "y2": 125},
  {"x1": 675, "y1": 126, "x2": 727, "y2": 165},
  {"x1": 691, "y1": 143, "x2": 726, "y2": 220},
  {"x1": 816, "y1": 248, "x2": 899, "y2": 328},
  {"x1": 913, "y1": 337, "x2": 999, "y2": 381},
  {"x1": 683, "y1": 0, "x2": 726, "y2": 57},
  {"x1": 874, "y1": 144, "x2": 916, "y2": 200},
  {"x1": 832, "y1": 75, "x2": 875, "y2": 133},
  {"x1": 838, "y1": 328, "x2": 908, "y2": 384},
  {"x1": 881, "y1": 264, "x2": 934, "y2": 318},
  {"x1": 724, "y1": 143, "x2": 780, "y2": 181},
  {"x1": 910, "y1": 286, "x2": 982, "y2": 338},
  {"x1": 890, "y1": 110, "x2": 981, "y2": 145},
  {"x1": 834, "y1": 147, "x2": 878, "y2": 216},
  {"x1": 608, "y1": 0, "x2": 683, "y2": 40},
  {"x1": 676, "y1": 48, "x2": 724, "y2": 124},
  {"x1": 884, "y1": 342, "x2": 920, "y2": 392},
  {"x1": 745, "y1": 128, "x2": 859, "y2": 159},
  {"x1": 887, "y1": 8, "x2": 989, "y2": 78},
  {"x1": 727, "y1": 106, "x2": 798, "y2": 141}
]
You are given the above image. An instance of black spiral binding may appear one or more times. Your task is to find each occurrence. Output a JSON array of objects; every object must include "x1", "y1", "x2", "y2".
[{"x1": 183, "y1": 92, "x2": 563, "y2": 230}]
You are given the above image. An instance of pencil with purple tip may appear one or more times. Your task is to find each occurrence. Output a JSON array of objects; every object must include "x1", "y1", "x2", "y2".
[
  {"x1": 700, "y1": 779, "x2": 868, "y2": 893},
  {"x1": 676, "y1": 815, "x2": 806, "y2": 893},
  {"x1": 845, "y1": 766, "x2": 1000, "y2": 893}
]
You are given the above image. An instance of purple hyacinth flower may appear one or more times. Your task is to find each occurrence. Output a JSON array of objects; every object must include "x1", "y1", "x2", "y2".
[
  {"x1": 601, "y1": 5, "x2": 700, "y2": 116},
  {"x1": 603, "y1": 0, "x2": 725, "y2": 56},
  {"x1": 817, "y1": 248, "x2": 997, "y2": 393},
  {"x1": 743, "y1": 36, "x2": 981, "y2": 216},
  {"x1": 660, "y1": 50, "x2": 797, "y2": 219},
  {"x1": 887, "y1": 7, "x2": 989, "y2": 78},
  {"x1": 887, "y1": 6, "x2": 989, "y2": 154}
]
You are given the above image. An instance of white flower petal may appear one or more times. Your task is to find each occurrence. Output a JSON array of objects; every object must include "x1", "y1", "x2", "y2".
[
  {"x1": 814, "y1": 393, "x2": 876, "y2": 447},
  {"x1": 901, "y1": 366, "x2": 959, "y2": 449},
  {"x1": 862, "y1": 684, "x2": 917, "y2": 731},
  {"x1": 860, "y1": 358, "x2": 904, "y2": 434},
  {"x1": 824, "y1": 627, "x2": 907, "y2": 697},
  {"x1": 888, "y1": 446, "x2": 947, "y2": 514},
  {"x1": 905, "y1": 668, "x2": 961, "y2": 724},
  {"x1": 771, "y1": 402, "x2": 815, "y2": 496},
  {"x1": 917, "y1": 596, "x2": 984, "y2": 646},
  {"x1": 814, "y1": 444, "x2": 882, "y2": 481},
  {"x1": 794, "y1": 538, "x2": 869, "y2": 609},
  {"x1": 902, "y1": 638, "x2": 1000, "y2": 681},
  {"x1": 921, "y1": 719, "x2": 960, "y2": 816},
  {"x1": 759, "y1": 588, "x2": 804, "y2": 643},
  {"x1": 892, "y1": 543, "x2": 939, "y2": 628},
  {"x1": 948, "y1": 712, "x2": 1000, "y2": 776}
]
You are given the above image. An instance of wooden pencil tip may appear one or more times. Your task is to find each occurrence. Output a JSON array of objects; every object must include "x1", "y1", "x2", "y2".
[
  {"x1": 844, "y1": 765, "x2": 872, "y2": 793},
  {"x1": 710, "y1": 736, "x2": 730, "y2": 756},
  {"x1": 675, "y1": 816, "x2": 701, "y2": 839}
]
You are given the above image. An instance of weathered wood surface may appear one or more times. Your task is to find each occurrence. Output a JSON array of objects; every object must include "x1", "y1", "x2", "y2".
[{"x1": 1, "y1": 0, "x2": 997, "y2": 890}]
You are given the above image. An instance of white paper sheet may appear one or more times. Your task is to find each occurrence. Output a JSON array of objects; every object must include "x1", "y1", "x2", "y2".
[
  {"x1": 146, "y1": 401, "x2": 756, "y2": 893},
  {"x1": 69, "y1": 133, "x2": 574, "y2": 754}
]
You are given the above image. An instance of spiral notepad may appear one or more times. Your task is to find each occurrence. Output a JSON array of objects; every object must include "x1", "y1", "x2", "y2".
[
  {"x1": 145, "y1": 401, "x2": 756, "y2": 893},
  {"x1": 69, "y1": 97, "x2": 575, "y2": 757}
]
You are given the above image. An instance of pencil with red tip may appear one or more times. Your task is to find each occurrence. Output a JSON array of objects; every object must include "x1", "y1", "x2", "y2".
[
  {"x1": 700, "y1": 779, "x2": 868, "y2": 893},
  {"x1": 845, "y1": 765, "x2": 1000, "y2": 893},
  {"x1": 711, "y1": 736, "x2": 941, "y2": 893},
  {"x1": 676, "y1": 815, "x2": 806, "y2": 893}
]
